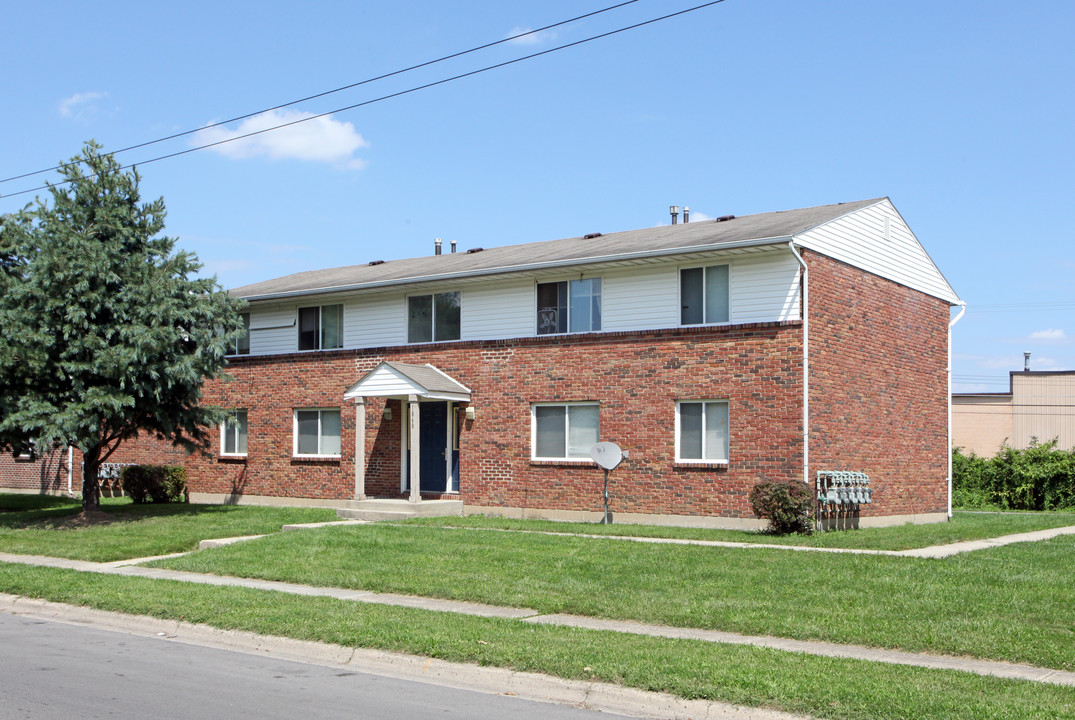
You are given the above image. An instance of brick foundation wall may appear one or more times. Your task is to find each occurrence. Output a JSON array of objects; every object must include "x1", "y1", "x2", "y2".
[
  {"x1": 0, "y1": 447, "x2": 76, "y2": 494},
  {"x1": 806, "y1": 250, "x2": 951, "y2": 517}
]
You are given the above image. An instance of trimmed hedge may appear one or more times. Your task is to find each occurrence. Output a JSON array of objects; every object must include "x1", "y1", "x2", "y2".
[
  {"x1": 749, "y1": 481, "x2": 813, "y2": 534},
  {"x1": 120, "y1": 465, "x2": 188, "y2": 504},
  {"x1": 953, "y1": 439, "x2": 1075, "y2": 510}
]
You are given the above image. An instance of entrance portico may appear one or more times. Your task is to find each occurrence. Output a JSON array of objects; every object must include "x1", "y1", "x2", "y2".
[{"x1": 343, "y1": 361, "x2": 470, "y2": 503}]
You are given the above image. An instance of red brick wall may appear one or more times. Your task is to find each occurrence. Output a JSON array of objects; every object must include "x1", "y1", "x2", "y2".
[
  {"x1": 806, "y1": 250, "x2": 950, "y2": 516},
  {"x1": 0, "y1": 447, "x2": 76, "y2": 493},
  {"x1": 175, "y1": 322, "x2": 806, "y2": 518}
]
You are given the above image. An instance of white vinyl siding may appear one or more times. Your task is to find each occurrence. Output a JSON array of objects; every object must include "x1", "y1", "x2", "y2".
[
  {"x1": 344, "y1": 294, "x2": 407, "y2": 348},
  {"x1": 241, "y1": 249, "x2": 803, "y2": 354},
  {"x1": 602, "y1": 266, "x2": 680, "y2": 331},
  {"x1": 795, "y1": 199, "x2": 959, "y2": 304},
  {"x1": 730, "y1": 251, "x2": 800, "y2": 323},
  {"x1": 461, "y1": 281, "x2": 534, "y2": 340},
  {"x1": 249, "y1": 305, "x2": 299, "y2": 355}
]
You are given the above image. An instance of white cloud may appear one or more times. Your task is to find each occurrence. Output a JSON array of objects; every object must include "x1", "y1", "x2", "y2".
[
  {"x1": 59, "y1": 91, "x2": 108, "y2": 120},
  {"x1": 194, "y1": 110, "x2": 369, "y2": 169},
  {"x1": 506, "y1": 26, "x2": 557, "y2": 45},
  {"x1": 1028, "y1": 328, "x2": 1068, "y2": 342},
  {"x1": 686, "y1": 211, "x2": 712, "y2": 222}
]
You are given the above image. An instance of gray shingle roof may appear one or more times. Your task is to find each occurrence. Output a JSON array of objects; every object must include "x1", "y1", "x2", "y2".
[{"x1": 232, "y1": 198, "x2": 884, "y2": 300}]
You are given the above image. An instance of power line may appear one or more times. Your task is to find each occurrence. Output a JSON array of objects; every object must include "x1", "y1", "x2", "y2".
[
  {"x1": 2, "y1": 1, "x2": 729, "y2": 199},
  {"x1": 0, "y1": 1, "x2": 642, "y2": 187}
]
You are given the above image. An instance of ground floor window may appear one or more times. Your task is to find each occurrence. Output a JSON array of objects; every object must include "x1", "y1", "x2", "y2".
[
  {"x1": 221, "y1": 410, "x2": 248, "y2": 456},
  {"x1": 294, "y1": 409, "x2": 341, "y2": 457},
  {"x1": 676, "y1": 400, "x2": 729, "y2": 462},
  {"x1": 532, "y1": 402, "x2": 599, "y2": 460}
]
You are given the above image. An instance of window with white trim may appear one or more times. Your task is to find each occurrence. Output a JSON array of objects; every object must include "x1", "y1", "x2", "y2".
[
  {"x1": 408, "y1": 291, "x2": 460, "y2": 343},
  {"x1": 532, "y1": 403, "x2": 600, "y2": 460},
  {"x1": 221, "y1": 410, "x2": 248, "y2": 456},
  {"x1": 680, "y1": 264, "x2": 729, "y2": 325},
  {"x1": 676, "y1": 400, "x2": 729, "y2": 462},
  {"x1": 231, "y1": 313, "x2": 251, "y2": 355},
  {"x1": 298, "y1": 305, "x2": 342, "y2": 351},
  {"x1": 294, "y1": 409, "x2": 342, "y2": 457},
  {"x1": 536, "y1": 278, "x2": 601, "y2": 334}
]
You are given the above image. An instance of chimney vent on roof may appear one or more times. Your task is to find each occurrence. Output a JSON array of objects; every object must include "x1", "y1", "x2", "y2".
[
  {"x1": 368, "y1": 260, "x2": 384, "y2": 266},
  {"x1": 715, "y1": 215, "x2": 735, "y2": 223},
  {"x1": 583, "y1": 232, "x2": 602, "y2": 239},
  {"x1": 683, "y1": 206, "x2": 690, "y2": 223},
  {"x1": 1024, "y1": 352, "x2": 1031, "y2": 372},
  {"x1": 434, "y1": 238, "x2": 442, "y2": 255},
  {"x1": 466, "y1": 247, "x2": 484, "y2": 254},
  {"x1": 669, "y1": 205, "x2": 679, "y2": 225},
  {"x1": 450, "y1": 239, "x2": 457, "y2": 253}
]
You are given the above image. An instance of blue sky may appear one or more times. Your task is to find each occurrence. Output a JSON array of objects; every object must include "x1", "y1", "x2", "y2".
[{"x1": 3, "y1": 0, "x2": 1072, "y2": 391}]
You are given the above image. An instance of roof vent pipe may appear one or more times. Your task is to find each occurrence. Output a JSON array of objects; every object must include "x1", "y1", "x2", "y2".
[
  {"x1": 450, "y1": 239, "x2": 457, "y2": 254},
  {"x1": 1024, "y1": 352, "x2": 1031, "y2": 372},
  {"x1": 684, "y1": 206, "x2": 690, "y2": 223},
  {"x1": 670, "y1": 205, "x2": 679, "y2": 225},
  {"x1": 434, "y1": 238, "x2": 442, "y2": 256}
]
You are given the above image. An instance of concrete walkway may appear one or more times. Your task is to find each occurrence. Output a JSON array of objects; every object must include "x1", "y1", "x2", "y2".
[
  {"x1": 2, "y1": 539, "x2": 1073, "y2": 688},
  {"x1": 432, "y1": 523, "x2": 1075, "y2": 559}
]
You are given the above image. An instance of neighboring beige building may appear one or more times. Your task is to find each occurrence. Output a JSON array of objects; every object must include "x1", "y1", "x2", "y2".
[{"x1": 953, "y1": 371, "x2": 1075, "y2": 457}]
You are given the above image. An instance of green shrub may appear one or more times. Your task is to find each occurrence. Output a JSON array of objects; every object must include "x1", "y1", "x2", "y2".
[
  {"x1": 121, "y1": 465, "x2": 188, "y2": 504},
  {"x1": 952, "y1": 440, "x2": 1075, "y2": 511},
  {"x1": 749, "y1": 481, "x2": 813, "y2": 534}
]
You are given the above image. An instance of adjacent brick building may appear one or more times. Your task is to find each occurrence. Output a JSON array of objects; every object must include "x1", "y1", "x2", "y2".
[{"x1": 2, "y1": 198, "x2": 962, "y2": 529}]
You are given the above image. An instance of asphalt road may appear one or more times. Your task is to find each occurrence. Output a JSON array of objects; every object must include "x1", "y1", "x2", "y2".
[{"x1": 0, "y1": 613, "x2": 634, "y2": 720}]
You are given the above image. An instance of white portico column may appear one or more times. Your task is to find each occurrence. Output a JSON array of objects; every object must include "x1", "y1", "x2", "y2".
[
  {"x1": 353, "y1": 398, "x2": 366, "y2": 501},
  {"x1": 408, "y1": 394, "x2": 421, "y2": 503}
]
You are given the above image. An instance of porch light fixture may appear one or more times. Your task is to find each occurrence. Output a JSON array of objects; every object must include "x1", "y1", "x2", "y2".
[
  {"x1": 465, "y1": 406, "x2": 476, "y2": 421},
  {"x1": 384, "y1": 407, "x2": 392, "y2": 420}
]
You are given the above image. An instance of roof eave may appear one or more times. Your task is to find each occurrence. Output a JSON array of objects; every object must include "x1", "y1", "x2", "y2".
[{"x1": 235, "y1": 234, "x2": 795, "y2": 302}]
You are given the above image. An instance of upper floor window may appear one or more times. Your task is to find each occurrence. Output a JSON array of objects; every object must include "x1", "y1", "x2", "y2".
[
  {"x1": 294, "y1": 409, "x2": 341, "y2": 457},
  {"x1": 221, "y1": 410, "x2": 248, "y2": 456},
  {"x1": 675, "y1": 400, "x2": 729, "y2": 462},
  {"x1": 532, "y1": 402, "x2": 600, "y2": 460},
  {"x1": 680, "y1": 265, "x2": 729, "y2": 325},
  {"x1": 537, "y1": 278, "x2": 601, "y2": 334},
  {"x1": 298, "y1": 305, "x2": 342, "y2": 351},
  {"x1": 408, "y1": 291, "x2": 460, "y2": 343},
  {"x1": 231, "y1": 313, "x2": 250, "y2": 355}
]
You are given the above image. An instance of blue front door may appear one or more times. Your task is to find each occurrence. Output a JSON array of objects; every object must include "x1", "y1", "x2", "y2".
[{"x1": 418, "y1": 402, "x2": 448, "y2": 493}]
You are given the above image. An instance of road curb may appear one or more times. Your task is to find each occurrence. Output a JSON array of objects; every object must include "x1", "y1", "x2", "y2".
[{"x1": 0, "y1": 592, "x2": 810, "y2": 720}]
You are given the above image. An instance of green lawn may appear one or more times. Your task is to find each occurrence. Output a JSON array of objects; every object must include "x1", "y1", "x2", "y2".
[
  {"x1": 0, "y1": 494, "x2": 337, "y2": 562},
  {"x1": 151, "y1": 521, "x2": 1075, "y2": 671},
  {"x1": 1, "y1": 563, "x2": 1071, "y2": 720},
  {"x1": 408, "y1": 510, "x2": 1075, "y2": 550}
]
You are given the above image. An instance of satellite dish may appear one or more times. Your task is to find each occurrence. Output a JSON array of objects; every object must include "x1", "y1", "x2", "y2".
[{"x1": 590, "y1": 441, "x2": 625, "y2": 471}]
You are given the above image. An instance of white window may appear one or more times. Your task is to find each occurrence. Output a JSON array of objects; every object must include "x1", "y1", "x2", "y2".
[
  {"x1": 231, "y1": 313, "x2": 250, "y2": 355},
  {"x1": 294, "y1": 409, "x2": 342, "y2": 457},
  {"x1": 536, "y1": 278, "x2": 601, "y2": 334},
  {"x1": 676, "y1": 400, "x2": 729, "y2": 462},
  {"x1": 408, "y1": 291, "x2": 460, "y2": 343},
  {"x1": 680, "y1": 265, "x2": 729, "y2": 325},
  {"x1": 532, "y1": 403, "x2": 600, "y2": 460},
  {"x1": 221, "y1": 410, "x2": 248, "y2": 456},
  {"x1": 298, "y1": 305, "x2": 343, "y2": 351}
]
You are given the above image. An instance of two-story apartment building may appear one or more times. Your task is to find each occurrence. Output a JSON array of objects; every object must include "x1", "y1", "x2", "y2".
[{"x1": 3, "y1": 198, "x2": 962, "y2": 529}]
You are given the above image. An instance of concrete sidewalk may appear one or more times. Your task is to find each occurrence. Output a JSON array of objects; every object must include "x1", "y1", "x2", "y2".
[{"x1": 2, "y1": 546, "x2": 1072, "y2": 688}]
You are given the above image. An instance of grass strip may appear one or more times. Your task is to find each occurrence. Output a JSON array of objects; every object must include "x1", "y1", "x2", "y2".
[
  {"x1": 406, "y1": 511, "x2": 1075, "y2": 550},
  {"x1": 1, "y1": 563, "x2": 1072, "y2": 720},
  {"x1": 0, "y1": 497, "x2": 337, "y2": 562},
  {"x1": 153, "y1": 524, "x2": 1075, "y2": 671}
]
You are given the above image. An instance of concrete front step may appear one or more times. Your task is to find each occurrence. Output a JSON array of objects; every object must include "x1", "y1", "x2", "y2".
[{"x1": 336, "y1": 499, "x2": 463, "y2": 522}]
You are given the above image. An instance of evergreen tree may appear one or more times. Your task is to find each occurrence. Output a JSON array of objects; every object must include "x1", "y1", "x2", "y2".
[{"x1": 0, "y1": 141, "x2": 246, "y2": 510}]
